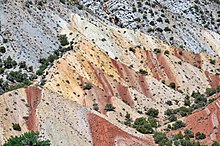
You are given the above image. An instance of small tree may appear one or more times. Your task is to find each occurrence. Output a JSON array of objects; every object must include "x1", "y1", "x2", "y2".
[
  {"x1": 93, "y1": 103, "x2": 99, "y2": 111},
  {"x1": 146, "y1": 108, "x2": 159, "y2": 117},
  {"x1": 4, "y1": 56, "x2": 17, "y2": 69},
  {"x1": 172, "y1": 120, "x2": 185, "y2": 130},
  {"x1": 139, "y1": 69, "x2": 148, "y2": 76},
  {"x1": 0, "y1": 46, "x2": 6, "y2": 53},
  {"x1": 83, "y1": 82, "x2": 92, "y2": 90},
  {"x1": 184, "y1": 129, "x2": 194, "y2": 139},
  {"x1": 59, "y1": 34, "x2": 69, "y2": 46},
  {"x1": 195, "y1": 132, "x2": 206, "y2": 140},
  {"x1": 12, "y1": 123, "x2": 21, "y2": 131},
  {"x1": 3, "y1": 132, "x2": 50, "y2": 146},
  {"x1": 104, "y1": 104, "x2": 115, "y2": 112},
  {"x1": 169, "y1": 82, "x2": 176, "y2": 89}
]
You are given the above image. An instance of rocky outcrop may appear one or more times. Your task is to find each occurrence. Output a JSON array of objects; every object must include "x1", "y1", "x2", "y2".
[{"x1": 88, "y1": 113, "x2": 155, "y2": 146}]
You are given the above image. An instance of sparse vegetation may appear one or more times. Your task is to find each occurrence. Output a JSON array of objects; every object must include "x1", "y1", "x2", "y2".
[
  {"x1": 83, "y1": 82, "x2": 92, "y2": 90},
  {"x1": 139, "y1": 69, "x2": 148, "y2": 76},
  {"x1": 171, "y1": 120, "x2": 186, "y2": 130},
  {"x1": 169, "y1": 82, "x2": 176, "y2": 89},
  {"x1": 195, "y1": 132, "x2": 206, "y2": 140},
  {"x1": 59, "y1": 34, "x2": 69, "y2": 46},
  {"x1": 104, "y1": 104, "x2": 115, "y2": 112},
  {"x1": 153, "y1": 48, "x2": 161, "y2": 54},
  {"x1": 3, "y1": 132, "x2": 50, "y2": 146},
  {"x1": 12, "y1": 123, "x2": 21, "y2": 131},
  {"x1": 146, "y1": 108, "x2": 159, "y2": 117}
]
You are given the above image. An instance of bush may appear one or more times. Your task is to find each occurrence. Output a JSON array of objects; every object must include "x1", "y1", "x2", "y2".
[
  {"x1": 184, "y1": 95, "x2": 190, "y2": 106},
  {"x1": 83, "y1": 82, "x2": 92, "y2": 90},
  {"x1": 104, "y1": 104, "x2": 115, "y2": 112},
  {"x1": 184, "y1": 129, "x2": 194, "y2": 139},
  {"x1": 93, "y1": 103, "x2": 99, "y2": 111},
  {"x1": 164, "y1": 50, "x2": 170, "y2": 55},
  {"x1": 7, "y1": 70, "x2": 28, "y2": 83},
  {"x1": 0, "y1": 46, "x2": 6, "y2": 53},
  {"x1": 154, "y1": 48, "x2": 161, "y2": 54},
  {"x1": 169, "y1": 82, "x2": 176, "y2": 89},
  {"x1": 206, "y1": 87, "x2": 216, "y2": 96},
  {"x1": 191, "y1": 91, "x2": 207, "y2": 109},
  {"x1": 139, "y1": 69, "x2": 148, "y2": 76},
  {"x1": 153, "y1": 132, "x2": 168, "y2": 144},
  {"x1": 12, "y1": 123, "x2": 21, "y2": 131},
  {"x1": 59, "y1": 34, "x2": 69, "y2": 46},
  {"x1": 195, "y1": 132, "x2": 206, "y2": 140},
  {"x1": 19, "y1": 61, "x2": 27, "y2": 69},
  {"x1": 148, "y1": 117, "x2": 159, "y2": 128},
  {"x1": 210, "y1": 59, "x2": 216, "y2": 65},
  {"x1": 212, "y1": 141, "x2": 220, "y2": 146},
  {"x1": 4, "y1": 56, "x2": 17, "y2": 69},
  {"x1": 124, "y1": 112, "x2": 132, "y2": 126},
  {"x1": 133, "y1": 117, "x2": 153, "y2": 134},
  {"x1": 172, "y1": 120, "x2": 185, "y2": 130},
  {"x1": 129, "y1": 47, "x2": 136, "y2": 53},
  {"x1": 175, "y1": 107, "x2": 192, "y2": 117},
  {"x1": 168, "y1": 114, "x2": 177, "y2": 122},
  {"x1": 146, "y1": 108, "x2": 159, "y2": 117},
  {"x1": 0, "y1": 67, "x2": 5, "y2": 74},
  {"x1": 3, "y1": 132, "x2": 50, "y2": 146}
]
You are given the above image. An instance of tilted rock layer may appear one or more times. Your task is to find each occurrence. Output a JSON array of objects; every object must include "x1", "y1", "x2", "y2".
[{"x1": 0, "y1": 1, "x2": 220, "y2": 146}]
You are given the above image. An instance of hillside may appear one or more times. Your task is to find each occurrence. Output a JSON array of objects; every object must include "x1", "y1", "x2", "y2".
[{"x1": 0, "y1": 0, "x2": 220, "y2": 146}]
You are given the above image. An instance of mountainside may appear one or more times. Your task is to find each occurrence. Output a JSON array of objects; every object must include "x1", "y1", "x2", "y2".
[
  {"x1": 0, "y1": 0, "x2": 220, "y2": 146},
  {"x1": 81, "y1": 0, "x2": 220, "y2": 54}
]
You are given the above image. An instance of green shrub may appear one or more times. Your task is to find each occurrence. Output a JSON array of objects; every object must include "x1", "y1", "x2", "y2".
[
  {"x1": 172, "y1": 120, "x2": 185, "y2": 130},
  {"x1": 206, "y1": 87, "x2": 216, "y2": 96},
  {"x1": 153, "y1": 132, "x2": 168, "y2": 144},
  {"x1": 4, "y1": 56, "x2": 17, "y2": 69},
  {"x1": 19, "y1": 61, "x2": 27, "y2": 69},
  {"x1": 0, "y1": 68, "x2": 5, "y2": 74},
  {"x1": 210, "y1": 59, "x2": 216, "y2": 65},
  {"x1": 168, "y1": 114, "x2": 177, "y2": 122},
  {"x1": 154, "y1": 48, "x2": 161, "y2": 54},
  {"x1": 184, "y1": 129, "x2": 194, "y2": 139},
  {"x1": 195, "y1": 132, "x2": 206, "y2": 140},
  {"x1": 7, "y1": 70, "x2": 28, "y2": 83},
  {"x1": 83, "y1": 82, "x2": 92, "y2": 90},
  {"x1": 212, "y1": 141, "x2": 220, "y2": 146},
  {"x1": 3, "y1": 131, "x2": 50, "y2": 146},
  {"x1": 148, "y1": 117, "x2": 159, "y2": 128},
  {"x1": 12, "y1": 123, "x2": 21, "y2": 131},
  {"x1": 0, "y1": 46, "x2": 6, "y2": 53},
  {"x1": 104, "y1": 104, "x2": 115, "y2": 112},
  {"x1": 164, "y1": 50, "x2": 170, "y2": 55},
  {"x1": 139, "y1": 69, "x2": 148, "y2": 76},
  {"x1": 133, "y1": 117, "x2": 154, "y2": 134},
  {"x1": 93, "y1": 103, "x2": 99, "y2": 111},
  {"x1": 59, "y1": 34, "x2": 69, "y2": 46},
  {"x1": 169, "y1": 82, "x2": 176, "y2": 89},
  {"x1": 184, "y1": 95, "x2": 190, "y2": 106},
  {"x1": 146, "y1": 108, "x2": 159, "y2": 117}
]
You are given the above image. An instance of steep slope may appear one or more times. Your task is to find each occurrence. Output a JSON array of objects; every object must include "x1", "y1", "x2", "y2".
[
  {"x1": 81, "y1": 0, "x2": 220, "y2": 55},
  {"x1": 0, "y1": 1, "x2": 220, "y2": 146},
  {"x1": 168, "y1": 93, "x2": 220, "y2": 145},
  {"x1": 0, "y1": 86, "x2": 155, "y2": 146}
]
